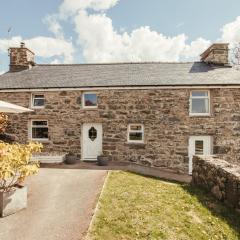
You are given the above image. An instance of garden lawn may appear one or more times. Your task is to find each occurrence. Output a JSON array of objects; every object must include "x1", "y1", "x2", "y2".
[{"x1": 90, "y1": 171, "x2": 240, "y2": 240}]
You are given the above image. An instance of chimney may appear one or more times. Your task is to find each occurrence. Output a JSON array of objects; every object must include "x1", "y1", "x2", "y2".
[
  {"x1": 200, "y1": 43, "x2": 229, "y2": 66},
  {"x1": 9, "y1": 42, "x2": 35, "y2": 72}
]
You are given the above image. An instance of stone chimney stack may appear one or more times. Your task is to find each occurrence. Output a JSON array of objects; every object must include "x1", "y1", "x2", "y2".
[
  {"x1": 9, "y1": 42, "x2": 35, "y2": 72},
  {"x1": 200, "y1": 43, "x2": 229, "y2": 66}
]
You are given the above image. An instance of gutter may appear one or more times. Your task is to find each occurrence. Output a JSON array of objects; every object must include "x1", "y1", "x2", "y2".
[{"x1": 1, "y1": 84, "x2": 240, "y2": 92}]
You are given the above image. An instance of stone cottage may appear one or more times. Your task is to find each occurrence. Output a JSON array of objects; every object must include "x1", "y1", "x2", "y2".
[{"x1": 0, "y1": 42, "x2": 239, "y2": 174}]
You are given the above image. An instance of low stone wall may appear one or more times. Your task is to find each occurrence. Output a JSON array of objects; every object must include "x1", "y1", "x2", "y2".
[{"x1": 192, "y1": 156, "x2": 240, "y2": 210}]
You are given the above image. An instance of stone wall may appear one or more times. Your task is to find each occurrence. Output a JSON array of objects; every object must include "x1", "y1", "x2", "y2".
[
  {"x1": 0, "y1": 88, "x2": 240, "y2": 173},
  {"x1": 201, "y1": 43, "x2": 229, "y2": 65},
  {"x1": 192, "y1": 155, "x2": 240, "y2": 210},
  {"x1": 9, "y1": 43, "x2": 35, "y2": 72}
]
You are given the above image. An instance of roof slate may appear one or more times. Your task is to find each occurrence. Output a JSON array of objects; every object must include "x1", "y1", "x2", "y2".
[{"x1": 0, "y1": 62, "x2": 239, "y2": 90}]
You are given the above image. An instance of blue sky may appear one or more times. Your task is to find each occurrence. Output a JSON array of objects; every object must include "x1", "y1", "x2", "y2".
[{"x1": 1, "y1": 0, "x2": 240, "y2": 73}]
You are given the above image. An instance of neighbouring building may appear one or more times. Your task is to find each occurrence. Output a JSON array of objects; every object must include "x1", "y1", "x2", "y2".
[{"x1": 0, "y1": 42, "x2": 239, "y2": 174}]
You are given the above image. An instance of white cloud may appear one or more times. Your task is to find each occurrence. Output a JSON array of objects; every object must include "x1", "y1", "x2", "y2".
[
  {"x1": 59, "y1": 0, "x2": 119, "y2": 16},
  {"x1": 220, "y1": 16, "x2": 240, "y2": 45},
  {"x1": 41, "y1": 13, "x2": 75, "y2": 63},
  {"x1": 0, "y1": 36, "x2": 74, "y2": 63},
  {"x1": 73, "y1": 10, "x2": 209, "y2": 62},
  {"x1": 51, "y1": 58, "x2": 61, "y2": 64},
  {"x1": 3, "y1": 0, "x2": 240, "y2": 66},
  {"x1": 25, "y1": 37, "x2": 74, "y2": 63},
  {"x1": 43, "y1": 15, "x2": 64, "y2": 39},
  {"x1": 182, "y1": 38, "x2": 211, "y2": 59},
  {"x1": 48, "y1": 0, "x2": 210, "y2": 62},
  {"x1": 0, "y1": 71, "x2": 5, "y2": 75},
  {"x1": 0, "y1": 36, "x2": 22, "y2": 53},
  {"x1": 50, "y1": 0, "x2": 210, "y2": 62}
]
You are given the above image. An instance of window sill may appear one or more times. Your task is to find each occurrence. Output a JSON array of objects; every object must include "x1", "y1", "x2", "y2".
[
  {"x1": 31, "y1": 106, "x2": 45, "y2": 110},
  {"x1": 81, "y1": 107, "x2": 98, "y2": 111},
  {"x1": 126, "y1": 142, "x2": 145, "y2": 146},
  {"x1": 189, "y1": 114, "x2": 212, "y2": 118},
  {"x1": 29, "y1": 139, "x2": 50, "y2": 143}
]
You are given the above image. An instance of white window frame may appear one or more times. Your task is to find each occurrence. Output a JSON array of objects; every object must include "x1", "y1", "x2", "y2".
[
  {"x1": 31, "y1": 93, "x2": 45, "y2": 109},
  {"x1": 29, "y1": 120, "x2": 49, "y2": 141},
  {"x1": 82, "y1": 92, "x2": 98, "y2": 109},
  {"x1": 189, "y1": 90, "x2": 210, "y2": 116},
  {"x1": 127, "y1": 124, "x2": 144, "y2": 143}
]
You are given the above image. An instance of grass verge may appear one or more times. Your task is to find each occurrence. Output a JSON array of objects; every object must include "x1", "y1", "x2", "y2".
[{"x1": 89, "y1": 171, "x2": 240, "y2": 240}]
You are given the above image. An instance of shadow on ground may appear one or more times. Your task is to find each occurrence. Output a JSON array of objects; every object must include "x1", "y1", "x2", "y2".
[{"x1": 182, "y1": 184, "x2": 240, "y2": 235}]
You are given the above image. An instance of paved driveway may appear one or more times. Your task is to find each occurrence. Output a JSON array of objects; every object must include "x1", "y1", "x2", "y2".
[{"x1": 0, "y1": 168, "x2": 107, "y2": 240}]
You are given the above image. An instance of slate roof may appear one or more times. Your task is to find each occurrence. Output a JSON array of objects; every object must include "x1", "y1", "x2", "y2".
[{"x1": 0, "y1": 62, "x2": 239, "y2": 90}]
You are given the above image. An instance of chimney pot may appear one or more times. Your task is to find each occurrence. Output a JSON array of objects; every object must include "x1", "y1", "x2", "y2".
[{"x1": 20, "y1": 42, "x2": 25, "y2": 48}]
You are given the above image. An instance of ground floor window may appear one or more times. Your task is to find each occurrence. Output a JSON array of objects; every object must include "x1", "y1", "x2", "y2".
[
  {"x1": 30, "y1": 120, "x2": 49, "y2": 141},
  {"x1": 127, "y1": 124, "x2": 144, "y2": 143}
]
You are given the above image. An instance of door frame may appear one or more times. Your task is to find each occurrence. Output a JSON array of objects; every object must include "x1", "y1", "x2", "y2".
[
  {"x1": 81, "y1": 123, "x2": 103, "y2": 161},
  {"x1": 188, "y1": 136, "x2": 213, "y2": 175}
]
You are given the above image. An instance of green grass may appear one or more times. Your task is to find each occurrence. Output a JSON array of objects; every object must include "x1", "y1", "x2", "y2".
[{"x1": 90, "y1": 171, "x2": 240, "y2": 240}]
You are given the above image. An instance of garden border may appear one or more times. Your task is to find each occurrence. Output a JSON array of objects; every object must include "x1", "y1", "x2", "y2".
[{"x1": 85, "y1": 170, "x2": 110, "y2": 240}]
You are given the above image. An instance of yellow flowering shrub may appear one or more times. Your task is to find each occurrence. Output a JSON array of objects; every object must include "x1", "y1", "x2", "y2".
[{"x1": 0, "y1": 142, "x2": 42, "y2": 192}]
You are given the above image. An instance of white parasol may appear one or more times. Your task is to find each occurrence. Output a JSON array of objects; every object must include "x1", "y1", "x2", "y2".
[{"x1": 0, "y1": 100, "x2": 33, "y2": 113}]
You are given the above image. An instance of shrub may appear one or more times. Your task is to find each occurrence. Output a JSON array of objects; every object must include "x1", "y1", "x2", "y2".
[{"x1": 0, "y1": 142, "x2": 42, "y2": 192}]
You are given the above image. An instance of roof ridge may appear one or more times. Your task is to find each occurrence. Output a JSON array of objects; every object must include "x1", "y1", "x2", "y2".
[{"x1": 37, "y1": 61, "x2": 197, "y2": 66}]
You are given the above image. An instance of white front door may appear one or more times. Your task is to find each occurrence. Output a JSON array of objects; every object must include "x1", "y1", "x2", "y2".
[
  {"x1": 188, "y1": 136, "x2": 212, "y2": 175},
  {"x1": 82, "y1": 123, "x2": 102, "y2": 161}
]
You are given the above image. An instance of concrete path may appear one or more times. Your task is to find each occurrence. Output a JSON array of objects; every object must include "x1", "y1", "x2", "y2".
[
  {"x1": 42, "y1": 161, "x2": 191, "y2": 183},
  {"x1": 0, "y1": 168, "x2": 107, "y2": 240}
]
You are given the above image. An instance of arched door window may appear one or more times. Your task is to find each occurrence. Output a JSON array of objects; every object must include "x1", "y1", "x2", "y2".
[{"x1": 89, "y1": 127, "x2": 97, "y2": 141}]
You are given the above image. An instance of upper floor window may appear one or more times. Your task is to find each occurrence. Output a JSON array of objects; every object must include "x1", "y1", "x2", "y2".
[
  {"x1": 127, "y1": 124, "x2": 144, "y2": 143},
  {"x1": 190, "y1": 90, "x2": 210, "y2": 116},
  {"x1": 82, "y1": 92, "x2": 97, "y2": 108},
  {"x1": 30, "y1": 120, "x2": 49, "y2": 141},
  {"x1": 32, "y1": 94, "x2": 45, "y2": 108}
]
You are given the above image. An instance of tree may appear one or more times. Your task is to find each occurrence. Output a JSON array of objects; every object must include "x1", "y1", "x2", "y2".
[{"x1": 230, "y1": 43, "x2": 240, "y2": 68}]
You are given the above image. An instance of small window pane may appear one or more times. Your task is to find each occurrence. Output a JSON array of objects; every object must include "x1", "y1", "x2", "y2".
[
  {"x1": 129, "y1": 132, "x2": 143, "y2": 141},
  {"x1": 130, "y1": 125, "x2": 142, "y2": 131},
  {"x1": 32, "y1": 127, "x2": 48, "y2": 139},
  {"x1": 33, "y1": 95, "x2": 44, "y2": 107},
  {"x1": 191, "y1": 99, "x2": 209, "y2": 113},
  {"x1": 84, "y1": 94, "x2": 97, "y2": 107},
  {"x1": 192, "y1": 91, "x2": 208, "y2": 97},
  {"x1": 34, "y1": 98, "x2": 45, "y2": 107},
  {"x1": 32, "y1": 121, "x2": 48, "y2": 126},
  {"x1": 195, "y1": 140, "x2": 204, "y2": 155}
]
